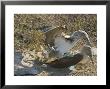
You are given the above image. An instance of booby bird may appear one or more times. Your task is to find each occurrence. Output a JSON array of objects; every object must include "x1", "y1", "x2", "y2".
[{"x1": 42, "y1": 30, "x2": 95, "y2": 68}]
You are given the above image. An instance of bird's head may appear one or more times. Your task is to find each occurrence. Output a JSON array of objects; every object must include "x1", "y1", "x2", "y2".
[
  {"x1": 71, "y1": 30, "x2": 86, "y2": 40},
  {"x1": 69, "y1": 30, "x2": 92, "y2": 46}
]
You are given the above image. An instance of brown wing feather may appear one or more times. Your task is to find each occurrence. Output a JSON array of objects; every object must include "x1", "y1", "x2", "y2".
[{"x1": 46, "y1": 54, "x2": 83, "y2": 68}]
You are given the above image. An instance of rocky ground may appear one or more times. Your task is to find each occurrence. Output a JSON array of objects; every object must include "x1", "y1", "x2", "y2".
[
  {"x1": 14, "y1": 49, "x2": 97, "y2": 76},
  {"x1": 70, "y1": 56, "x2": 97, "y2": 76},
  {"x1": 14, "y1": 14, "x2": 97, "y2": 76}
]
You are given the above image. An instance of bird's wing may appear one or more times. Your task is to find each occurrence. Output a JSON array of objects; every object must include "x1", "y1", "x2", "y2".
[
  {"x1": 70, "y1": 38, "x2": 86, "y2": 54},
  {"x1": 45, "y1": 26, "x2": 67, "y2": 46}
]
